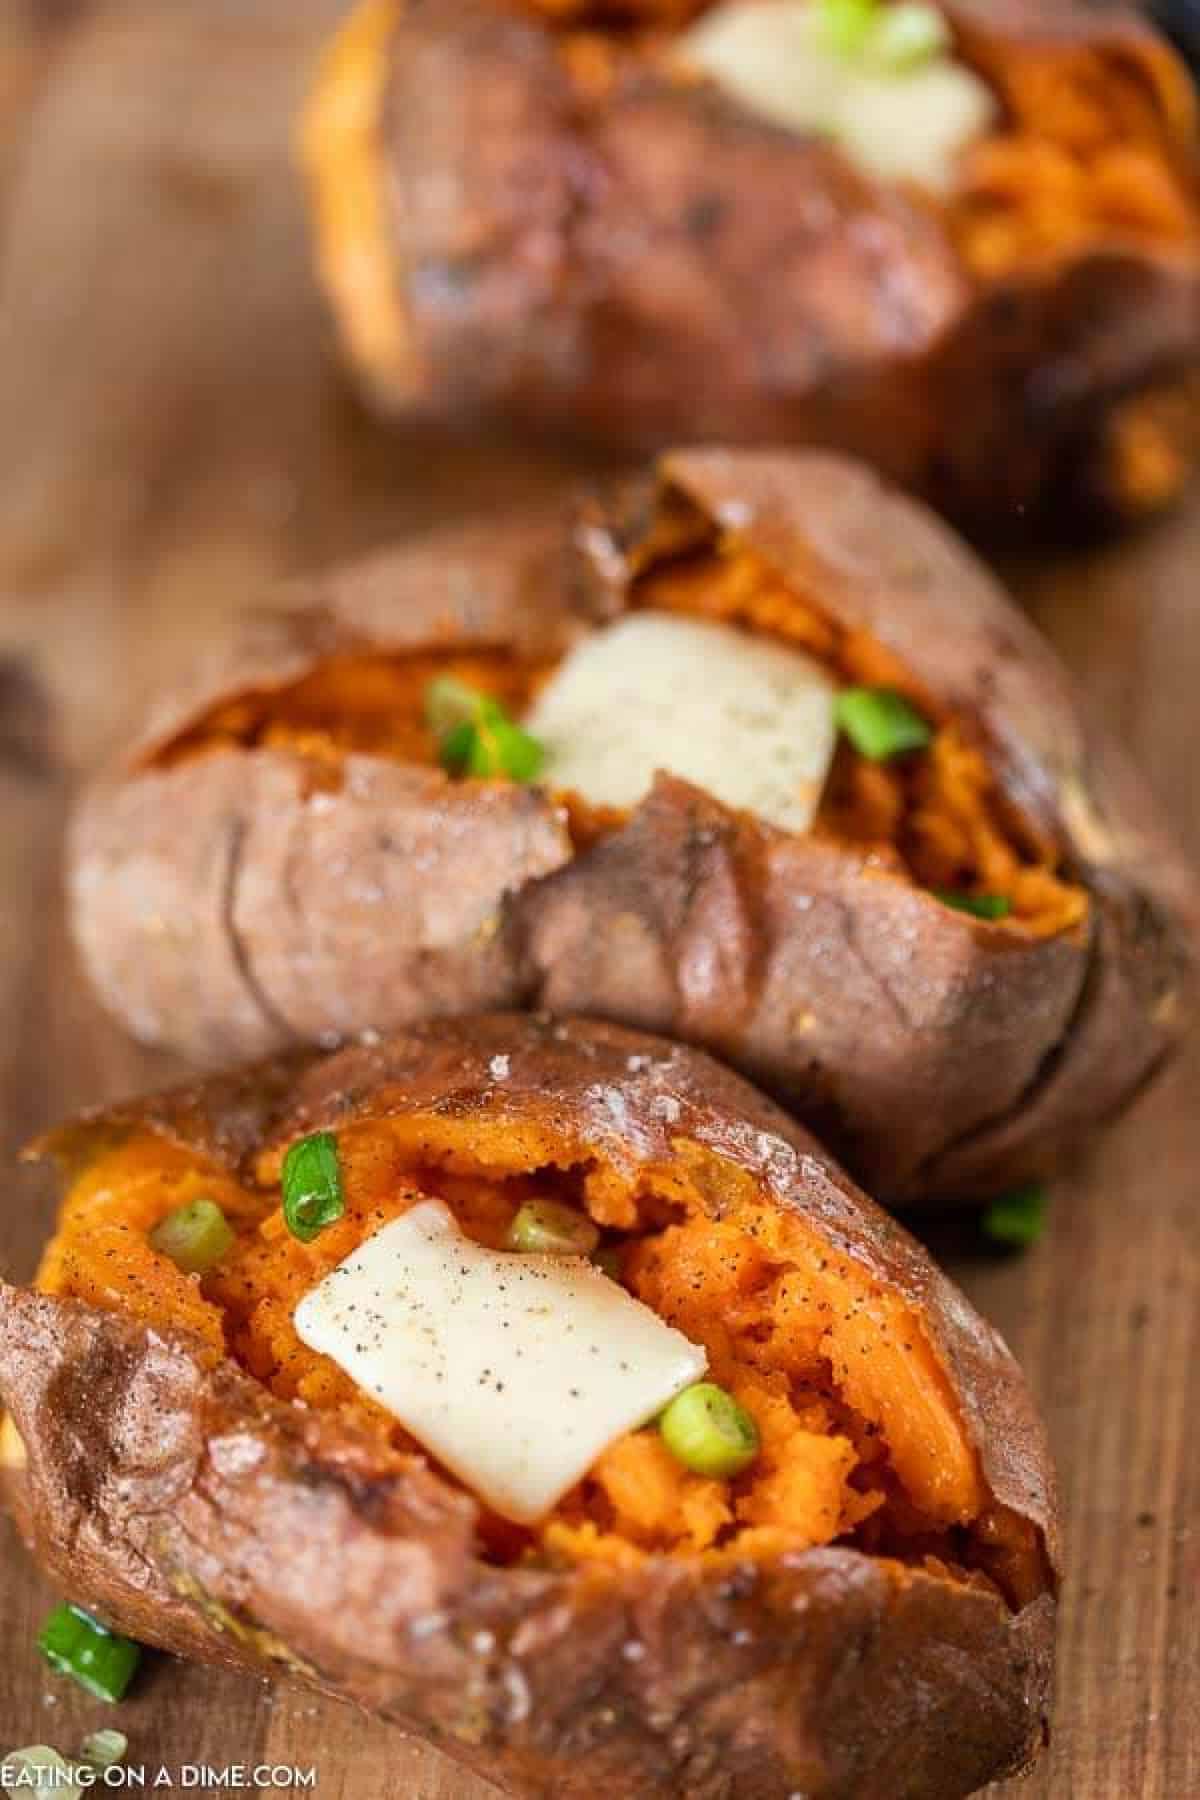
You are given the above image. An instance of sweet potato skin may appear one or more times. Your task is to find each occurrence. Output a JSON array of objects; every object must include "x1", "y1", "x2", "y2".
[
  {"x1": 303, "y1": 0, "x2": 1200, "y2": 531},
  {"x1": 0, "y1": 1016, "x2": 1056, "y2": 1799},
  {"x1": 521, "y1": 449, "x2": 1200, "y2": 1197},
  {"x1": 70, "y1": 511, "x2": 585, "y2": 1063},
  {"x1": 69, "y1": 450, "x2": 1198, "y2": 1202}
]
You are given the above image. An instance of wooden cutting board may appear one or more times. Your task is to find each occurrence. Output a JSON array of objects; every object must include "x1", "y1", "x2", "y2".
[{"x1": 0, "y1": 4, "x2": 1195, "y2": 1796}]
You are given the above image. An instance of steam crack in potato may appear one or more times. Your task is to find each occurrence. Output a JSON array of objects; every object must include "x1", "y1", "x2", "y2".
[
  {"x1": 68, "y1": 451, "x2": 1196, "y2": 1201},
  {"x1": 0, "y1": 1017, "x2": 1059, "y2": 1798},
  {"x1": 301, "y1": 0, "x2": 1200, "y2": 528}
]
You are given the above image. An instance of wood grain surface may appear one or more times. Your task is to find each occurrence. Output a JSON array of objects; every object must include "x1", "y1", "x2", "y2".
[{"x1": 0, "y1": 3, "x2": 1195, "y2": 1796}]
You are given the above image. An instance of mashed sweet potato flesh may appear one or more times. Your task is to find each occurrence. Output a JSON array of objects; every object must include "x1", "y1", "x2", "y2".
[
  {"x1": 35, "y1": 1121, "x2": 1025, "y2": 1583},
  {"x1": 162, "y1": 651, "x2": 548, "y2": 773},
  {"x1": 944, "y1": 36, "x2": 1200, "y2": 510},
  {"x1": 155, "y1": 532, "x2": 1086, "y2": 935},
  {"x1": 311, "y1": 0, "x2": 1198, "y2": 285},
  {"x1": 637, "y1": 537, "x2": 1087, "y2": 933},
  {"x1": 952, "y1": 39, "x2": 1199, "y2": 277},
  {"x1": 306, "y1": 0, "x2": 1199, "y2": 513}
]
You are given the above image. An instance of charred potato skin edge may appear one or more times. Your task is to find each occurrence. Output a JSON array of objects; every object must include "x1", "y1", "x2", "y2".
[
  {"x1": 302, "y1": 0, "x2": 1200, "y2": 531},
  {"x1": 527, "y1": 447, "x2": 1199, "y2": 1199},
  {"x1": 68, "y1": 449, "x2": 1198, "y2": 1202},
  {"x1": 1, "y1": 1016, "x2": 1056, "y2": 1799}
]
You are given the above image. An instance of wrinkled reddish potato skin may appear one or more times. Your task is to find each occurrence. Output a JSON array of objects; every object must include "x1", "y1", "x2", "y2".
[
  {"x1": 0, "y1": 1018, "x2": 1056, "y2": 1799},
  {"x1": 69, "y1": 450, "x2": 1198, "y2": 1203},
  {"x1": 69, "y1": 510, "x2": 588, "y2": 1065},
  {"x1": 520, "y1": 450, "x2": 1200, "y2": 1199},
  {"x1": 315, "y1": 0, "x2": 1200, "y2": 532}
]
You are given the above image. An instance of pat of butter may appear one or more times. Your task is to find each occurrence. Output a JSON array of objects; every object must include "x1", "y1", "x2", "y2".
[
  {"x1": 525, "y1": 613, "x2": 838, "y2": 832},
  {"x1": 293, "y1": 1201, "x2": 707, "y2": 1523},
  {"x1": 679, "y1": 0, "x2": 997, "y2": 193}
]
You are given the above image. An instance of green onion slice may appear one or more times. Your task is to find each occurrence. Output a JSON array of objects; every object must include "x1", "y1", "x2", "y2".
[
  {"x1": 982, "y1": 1184, "x2": 1048, "y2": 1249},
  {"x1": 659, "y1": 1382, "x2": 760, "y2": 1479},
  {"x1": 81, "y1": 1731, "x2": 129, "y2": 1770},
  {"x1": 507, "y1": 1198, "x2": 600, "y2": 1256},
  {"x1": 936, "y1": 890, "x2": 1012, "y2": 921},
  {"x1": 867, "y1": 1, "x2": 949, "y2": 70},
  {"x1": 2, "y1": 1749, "x2": 83, "y2": 1800},
  {"x1": 425, "y1": 675, "x2": 484, "y2": 736},
  {"x1": 425, "y1": 678, "x2": 544, "y2": 783},
  {"x1": 475, "y1": 708, "x2": 542, "y2": 781},
  {"x1": 836, "y1": 686, "x2": 933, "y2": 760},
  {"x1": 818, "y1": 0, "x2": 879, "y2": 58},
  {"x1": 38, "y1": 1605, "x2": 141, "y2": 1704},
  {"x1": 149, "y1": 1197, "x2": 234, "y2": 1274},
  {"x1": 282, "y1": 1131, "x2": 345, "y2": 1243}
]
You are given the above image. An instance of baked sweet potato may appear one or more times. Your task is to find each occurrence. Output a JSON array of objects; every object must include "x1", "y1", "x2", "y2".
[
  {"x1": 69, "y1": 449, "x2": 1198, "y2": 1203},
  {"x1": 0, "y1": 1015, "x2": 1057, "y2": 1798},
  {"x1": 301, "y1": 0, "x2": 1200, "y2": 532}
]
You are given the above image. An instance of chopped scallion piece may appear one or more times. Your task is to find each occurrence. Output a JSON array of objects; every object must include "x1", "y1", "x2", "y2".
[
  {"x1": 149, "y1": 1197, "x2": 234, "y2": 1274},
  {"x1": 2, "y1": 1748, "x2": 82, "y2": 1800},
  {"x1": 982, "y1": 1184, "x2": 1048, "y2": 1249},
  {"x1": 424, "y1": 675, "x2": 484, "y2": 737},
  {"x1": 282, "y1": 1131, "x2": 345, "y2": 1243},
  {"x1": 867, "y1": 1, "x2": 949, "y2": 70},
  {"x1": 936, "y1": 890, "x2": 1012, "y2": 921},
  {"x1": 81, "y1": 1731, "x2": 128, "y2": 1771},
  {"x1": 437, "y1": 717, "x2": 481, "y2": 774},
  {"x1": 818, "y1": 0, "x2": 879, "y2": 58},
  {"x1": 37, "y1": 1606, "x2": 141, "y2": 1704},
  {"x1": 836, "y1": 686, "x2": 932, "y2": 760},
  {"x1": 659, "y1": 1382, "x2": 759, "y2": 1478},
  {"x1": 425, "y1": 678, "x2": 544, "y2": 783},
  {"x1": 507, "y1": 1198, "x2": 600, "y2": 1256}
]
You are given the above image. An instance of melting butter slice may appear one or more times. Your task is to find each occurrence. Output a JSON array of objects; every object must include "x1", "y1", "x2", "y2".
[
  {"x1": 679, "y1": 0, "x2": 997, "y2": 193},
  {"x1": 525, "y1": 613, "x2": 838, "y2": 831},
  {"x1": 293, "y1": 1200, "x2": 707, "y2": 1523}
]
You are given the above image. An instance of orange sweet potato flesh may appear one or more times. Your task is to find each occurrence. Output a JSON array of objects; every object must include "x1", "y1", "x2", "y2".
[
  {"x1": 637, "y1": 542, "x2": 1085, "y2": 934},
  {"x1": 162, "y1": 650, "x2": 549, "y2": 772},
  {"x1": 66, "y1": 454, "x2": 1199, "y2": 1205},
  {"x1": 303, "y1": 0, "x2": 1200, "y2": 527},
  {"x1": 951, "y1": 8, "x2": 1200, "y2": 270},
  {"x1": 324, "y1": 0, "x2": 1200, "y2": 285},
  {"x1": 36, "y1": 1115, "x2": 987, "y2": 1569},
  {"x1": 0, "y1": 1018, "x2": 1059, "y2": 1796},
  {"x1": 159, "y1": 539, "x2": 1086, "y2": 938}
]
